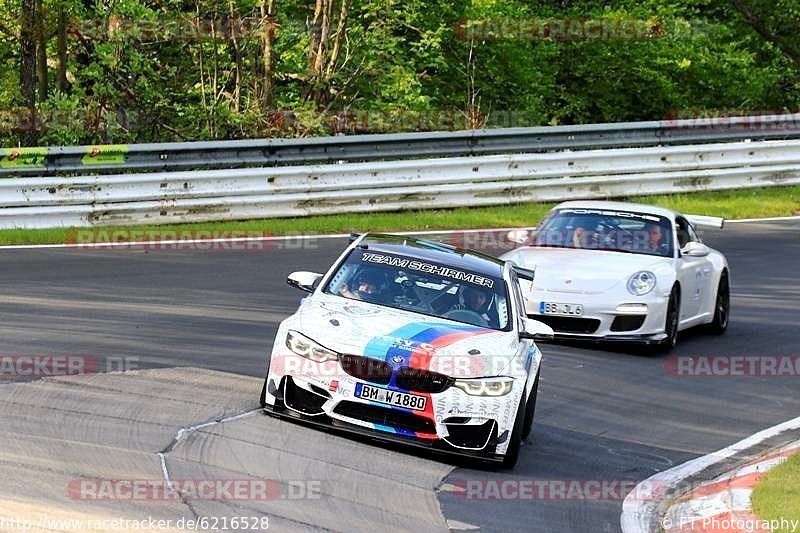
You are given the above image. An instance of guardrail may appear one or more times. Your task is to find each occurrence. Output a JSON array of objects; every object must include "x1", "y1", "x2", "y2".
[
  {"x1": 2, "y1": 138, "x2": 799, "y2": 229},
  {"x1": 2, "y1": 112, "x2": 800, "y2": 177}
]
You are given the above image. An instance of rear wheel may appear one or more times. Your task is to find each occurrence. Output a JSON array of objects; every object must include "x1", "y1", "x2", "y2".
[
  {"x1": 659, "y1": 288, "x2": 680, "y2": 352},
  {"x1": 708, "y1": 271, "x2": 730, "y2": 334}
]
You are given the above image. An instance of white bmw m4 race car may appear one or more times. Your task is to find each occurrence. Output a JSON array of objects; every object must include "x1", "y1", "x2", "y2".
[
  {"x1": 260, "y1": 233, "x2": 553, "y2": 467},
  {"x1": 501, "y1": 201, "x2": 731, "y2": 351}
]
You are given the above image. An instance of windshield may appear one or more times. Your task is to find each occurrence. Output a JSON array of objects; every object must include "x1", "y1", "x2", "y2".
[
  {"x1": 534, "y1": 208, "x2": 674, "y2": 257},
  {"x1": 323, "y1": 249, "x2": 511, "y2": 330}
]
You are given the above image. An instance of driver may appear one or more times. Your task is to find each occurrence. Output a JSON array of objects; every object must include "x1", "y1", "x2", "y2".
[
  {"x1": 449, "y1": 285, "x2": 493, "y2": 323},
  {"x1": 647, "y1": 225, "x2": 665, "y2": 253},
  {"x1": 339, "y1": 269, "x2": 383, "y2": 302}
]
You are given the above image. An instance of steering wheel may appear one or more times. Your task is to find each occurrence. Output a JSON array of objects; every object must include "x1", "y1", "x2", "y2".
[{"x1": 443, "y1": 309, "x2": 489, "y2": 327}]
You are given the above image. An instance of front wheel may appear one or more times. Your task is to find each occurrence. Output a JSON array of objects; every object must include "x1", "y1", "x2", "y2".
[
  {"x1": 658, "y1": 288, "x2": 680, "y2": 353},
  {"x1": 501, "y1": 393, "x2": 527, "y2": 469},
  {"x1": 522, "y1": 372, "x2": 539, "y2": 440},
  {"x1": 707, "y1": 271, "x2": 730, "y2": 335}
]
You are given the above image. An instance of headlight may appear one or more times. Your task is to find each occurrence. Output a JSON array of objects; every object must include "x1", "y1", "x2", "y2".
[
  {"x1": 286, "y1": 331, "x2": 338, "y2": 363},
  {"x1": 627, "y1": 271, "x2": 657, "y2": 296},
  {"x1": 454, "y1": 377, "x2": 514, "y2": 397}
]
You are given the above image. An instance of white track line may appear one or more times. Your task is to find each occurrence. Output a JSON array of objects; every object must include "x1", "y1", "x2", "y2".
[
  {"x1": 620, "y1": 415, "x2": 800, "y2": 533},
  {"x1": 726, "y1": 215, "x2": 800, "y2": 223}
]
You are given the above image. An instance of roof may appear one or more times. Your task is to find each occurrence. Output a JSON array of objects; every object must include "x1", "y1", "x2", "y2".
[
  {"x1": 553, "y1": 200, "x2": 679, "y2": 220},
  {"x1": 357, "y1": 233, "x2": 506, "y2": 278}
]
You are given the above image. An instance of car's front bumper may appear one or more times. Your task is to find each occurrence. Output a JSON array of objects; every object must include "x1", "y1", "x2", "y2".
[
  {"x1": 262, "y1": 362, "x2": 525, "y2": 458},
  {"x1": 525, "y1": 289, "x2": 670, "y2": 343}
]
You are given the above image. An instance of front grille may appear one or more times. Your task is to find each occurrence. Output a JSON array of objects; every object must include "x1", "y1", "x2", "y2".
[
  {"x1": 340, "y1": 354, "x2": 392, "y2": 385},
  {"x1": 610, "y1": 315, "x2": 646, "y2": 332},
  {"x1": 333, "y1": 401, "x2": 436, "y2": 434},
  {"x1": 534, "y1": 315, "x2": 601, "y2": 334},
  {"x1": 395, "y1": 367, "x2": 455, "y2": 393}
]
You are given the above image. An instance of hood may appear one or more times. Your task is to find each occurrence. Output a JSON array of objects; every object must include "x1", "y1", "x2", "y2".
[
  {"x1": 502, "y1": 246, "x2": 672, "y2": 294},
  {"x1": 294, "y1": 293, "x2": 518, "y2": 378}
]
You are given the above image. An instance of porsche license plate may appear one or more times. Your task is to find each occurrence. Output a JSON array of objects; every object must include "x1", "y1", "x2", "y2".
[
  {"x1": 355, "y1": 383, "x2": 427, "y2": 411},
  {"x1": 539, "y1": 301, "x2": 584, "y2": 316}
]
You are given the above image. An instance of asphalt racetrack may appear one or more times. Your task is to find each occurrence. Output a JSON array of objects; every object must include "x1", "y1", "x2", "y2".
[{"x1": 0, "y1": 220, "x2": 798, "y2": 532}]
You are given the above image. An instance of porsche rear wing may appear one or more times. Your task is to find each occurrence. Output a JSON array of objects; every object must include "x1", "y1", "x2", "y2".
[{"x1": 685, "y1": 215, "x2": 725, "y2": 230}]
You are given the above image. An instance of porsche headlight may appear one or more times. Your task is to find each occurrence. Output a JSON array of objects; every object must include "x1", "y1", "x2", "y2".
[
  {"x1": 627, "y1": 271, "x2": 657, "y2": 296},
  {"x1": 454, "y1": 377, "x2": 514, "y2": 397},
  {"x1": 286, "y1": 331, "x2": 338, "y2": 363}
]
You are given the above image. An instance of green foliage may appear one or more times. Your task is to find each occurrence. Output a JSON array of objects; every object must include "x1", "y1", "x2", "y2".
[{"x1": 0, "y1": 0, "x2": 798, "y2": 146}]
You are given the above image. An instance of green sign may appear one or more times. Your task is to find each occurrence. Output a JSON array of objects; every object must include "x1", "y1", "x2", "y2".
[
  {"x1": 0, "y1": 147, "x2": 48, "y2": 169},
  {"x1": 81, "y1": 144, "x2": 129, "y2": 165}
]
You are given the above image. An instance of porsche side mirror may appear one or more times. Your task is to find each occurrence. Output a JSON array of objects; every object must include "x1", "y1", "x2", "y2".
[
  {"x1": 681, "y1": 242, "x2": 710, "y2": 258},
  {"x1": 287, "y1": 271, "x2": 323, "y2": 293},
  {"x1": 520, "y1": 317, "x2": 555, "y2": 342}
]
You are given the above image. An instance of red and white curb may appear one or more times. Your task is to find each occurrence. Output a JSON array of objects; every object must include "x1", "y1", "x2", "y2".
[
  {"x1": 621, "y1": 415, "x2": 800, "y2": 533},
  {"x1": 661, "y1": 442, "x2": 800, "y2": 532}
]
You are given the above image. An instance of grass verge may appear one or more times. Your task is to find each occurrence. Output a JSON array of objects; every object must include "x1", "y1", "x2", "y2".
[
  {"x1": 751, "y1": 451, "x2": 800, "y2": 533},
  {"x1": 0, "y1": 185, "x2": 798, "y2": 246}
]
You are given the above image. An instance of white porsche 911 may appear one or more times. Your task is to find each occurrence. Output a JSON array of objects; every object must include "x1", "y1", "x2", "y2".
[{"x1": 500, "y1": 201, "x2": 730, "y2": 351}]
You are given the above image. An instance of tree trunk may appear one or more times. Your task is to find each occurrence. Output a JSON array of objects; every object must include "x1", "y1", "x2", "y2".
[
  {"x1": 20, "y1": 0, "x2": 38, "y2": 145},
  {"x1": 57, "y1": 5, "x2": 68, "y2": 91},
  {"x1": 228, "y1": 0, "x2": 242, "y2": 112},
  {"x1": 35, "y1": 0, "x2": 48, "y2": 102},
  {"x1": 260, "y1": 0, "x2": 276, "y2": 110},
  {"x1": 306, "y1": 0, "x2": 349, "y2": 107}
]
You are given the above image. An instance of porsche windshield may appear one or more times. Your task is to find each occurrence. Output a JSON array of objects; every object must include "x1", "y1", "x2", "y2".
[
  {"x1": 533, "y1": 208, "x2": 674, "y2": 257},
  {"x1": 323, "y1": 249, "x2": 511, "y2": 330}
]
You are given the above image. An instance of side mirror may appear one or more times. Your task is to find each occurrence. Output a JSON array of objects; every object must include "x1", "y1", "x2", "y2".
[
  {"x1": 520, "y1": 317, "x2": 555, "y2": 342},
  {"x1": 681, "y1": 242, "x2": 710, "y2": 258},
  {"x1": 506, "y1": 229, "x2": 531, "y2": 245},
  {"x1": 287, "y1": 271, "x2": 323, "y2": 293}
]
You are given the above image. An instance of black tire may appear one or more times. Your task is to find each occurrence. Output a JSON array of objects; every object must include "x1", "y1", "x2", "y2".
[
  {"x1": 259, "y1": 377, "x2": 269, "y2": 408},
  {"x1": 708, "y1": 271, "x2": 730, "y2": 335},
  {"x1": 501, "y1": 393, "x2": 526, "y2": 469},
  {"x1": 522, "y1": 372, "x2": 540, "y2": 440},
  {"x1": 658, "y1": 287, "x2": 680, "y2": 353},
  {"x1": 259, "y1": 357, "x2": 272, "y2": 408}
]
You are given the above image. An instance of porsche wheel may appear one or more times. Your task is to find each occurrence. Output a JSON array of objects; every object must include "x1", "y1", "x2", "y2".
[
  {"x1": 659, "y1": 287, "x2": 680, "y2": 352},
  {"x1": 708, "y1": 271, "x2": 730, "y2": 335}
]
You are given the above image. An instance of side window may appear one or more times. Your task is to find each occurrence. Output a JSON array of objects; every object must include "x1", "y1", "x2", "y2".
[{"x1": 675, "y1": 217, "x2": 695, "y2": 249}]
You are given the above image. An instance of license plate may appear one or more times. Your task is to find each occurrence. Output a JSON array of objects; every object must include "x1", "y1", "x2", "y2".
[
  {"x1": 355, "y1": 383, "x2": 427, "y2": 411},
  {"x1": 539, "y1": 301, "x2": 584, "y2": 316}
]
